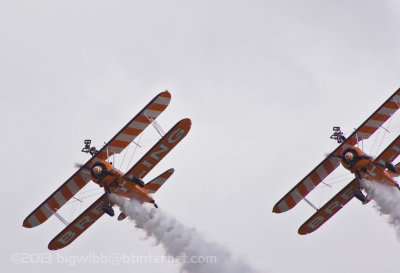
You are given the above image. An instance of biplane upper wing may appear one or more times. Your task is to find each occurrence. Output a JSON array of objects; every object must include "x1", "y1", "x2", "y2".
[
  {"x1": 298, "y1": 179, "x2": 358, "y2": 235},
  {"x1": 48, "y1": 194, "x2": 108, "y2": 250},
  {"x1": 125, "y1": 118, "x2": 191, "y2": 180},
  {"x1": 23, "y1": 91, "x2": 171, "y2": 228},
  {"x1": 273, "y1": 88, "x2": 400, "y2": 213},
  {"x1": 87, "y1": 90, "x2": 172, "y2": 161}
]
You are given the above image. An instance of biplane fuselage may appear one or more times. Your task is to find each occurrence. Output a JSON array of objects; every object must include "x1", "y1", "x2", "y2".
[
  {"x1": 340, "y1": 147, "x2": 398, "y2": 188},
  {"x1": 89, "y1": 160, "x2": 154, "y2": 203}
]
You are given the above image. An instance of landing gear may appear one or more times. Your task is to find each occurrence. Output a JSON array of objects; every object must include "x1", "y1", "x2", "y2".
[
  {"x1": 385, "y1": 161, "x2": 397, "y2": 173},
  {"x1": 353, "y1": 190, "x2": 367, "y2": 204},
  {"x1": 354, "y1": 177, "x2": 368, "y2": 204},
  {"x1": 132, "y1": 176, "x2": 145, "y2": 188},
  {"x1": 102, "y1": 204, "x2": 115, "y2": 216},
  {"x1": 151, "y1": 200, "x2": 158, "y2": 208},
  {"x1": 102, "y1": 191, "x2": 115, "y2": 216}
]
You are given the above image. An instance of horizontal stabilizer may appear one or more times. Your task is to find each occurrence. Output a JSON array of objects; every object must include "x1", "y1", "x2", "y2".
[
  {"x1": 118, "y1": 212, "x2": 127, "y2": 221},
  {"x1": 144, "y1": 169, "x2": 175, "y2": 194}
]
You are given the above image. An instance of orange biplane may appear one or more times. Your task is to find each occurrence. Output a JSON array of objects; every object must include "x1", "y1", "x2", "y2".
[
  {"x1": 23, "y1": 91, "x2": 191, "y2": 250},
  {"x1": 273, "y1": 88, "x2": 400, "y2": 235}
]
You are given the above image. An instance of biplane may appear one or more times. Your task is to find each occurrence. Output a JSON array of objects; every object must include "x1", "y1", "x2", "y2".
[
  {"x1": 23, "y1": 91, "x2": 191, "y2": 250},
  {"x1": 273, "y1": 88, "x2": 400, "y2": 235}
]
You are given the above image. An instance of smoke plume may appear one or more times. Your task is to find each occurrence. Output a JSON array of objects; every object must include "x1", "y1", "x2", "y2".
[
  {"x1": 362, "y1": 180, "x2": 400, "y2": 239},
  {"x1": 110, "y1": 194, "x2": 257, "y2": 273}
]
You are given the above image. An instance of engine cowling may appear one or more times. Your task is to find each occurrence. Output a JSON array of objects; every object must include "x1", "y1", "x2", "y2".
[
  {"x1": 89, "y1": 161, "x2": 113, "y2": 183},
  {"x1": 341, "y1": 148, "x2": 359, "y2": 167}
]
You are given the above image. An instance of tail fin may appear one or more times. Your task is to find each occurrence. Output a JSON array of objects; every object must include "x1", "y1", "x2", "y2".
[{"x1": 144, "y1": 168, "x2": 174, "y2": 194}]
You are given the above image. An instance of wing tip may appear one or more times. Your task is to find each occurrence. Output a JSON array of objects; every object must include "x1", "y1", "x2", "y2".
[
  {"x1": 22, "y1": 220, "x2": 32, "y2": 228},
  {"x1": 48, "y1": 243, "x2": 60, "y2": 251},
  {"x1": 298, "y1": 225, "x2": 314, "y2": 235},
  {"x1": 272, "y1": 206, "x2": 282, "y2": 213},
  {"x1": 297, "y1": 229, "x2": 308, "y2": 235},
  {"x1": 160, "y1": 90, "x2": 172, "y2": 99}
]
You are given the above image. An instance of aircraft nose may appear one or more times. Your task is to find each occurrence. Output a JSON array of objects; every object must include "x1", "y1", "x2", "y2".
[
  {"x1": 345, "y1": 152, "x2": 354, "y2": 161},
  {"x1": 93, "y1": 166, "x2": 102, "y2": 175}
]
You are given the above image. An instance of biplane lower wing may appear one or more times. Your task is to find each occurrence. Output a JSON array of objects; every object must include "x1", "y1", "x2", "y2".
[
  {"x1": 48, "y1": 194, "x2": 108, "y2": 250},
  {"x1": 23, "y1": 91, "x2": 171, "y2": 228},
  {"x1": 273, "y1": 88, "x2": 400, "y2": 213},
  {"x1": 298, "y1": 179, "x2": 358, "y2": 235},
  {"x1": 374, "y1": 134, "x2": 400, "y2": 165},
  {"x1": 144, "y1": 168, "x2": 175, "y2": 194},
  {"x1": 125, "y1": 118, "x2": 191, "y2": 180}
]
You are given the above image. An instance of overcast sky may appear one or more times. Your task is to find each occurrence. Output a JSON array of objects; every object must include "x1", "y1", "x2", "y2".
[{"x1": 2, "y1": 1, "x2": 400, "y2": 272}]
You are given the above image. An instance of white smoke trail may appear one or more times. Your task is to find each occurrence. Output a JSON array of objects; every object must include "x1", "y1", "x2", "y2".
[
  {"x1": 362, "y1": 180, "x2": 400, "y2": 239},
  {"x1": 110, "y1": 194, "x2": 258, "y2": 273}
]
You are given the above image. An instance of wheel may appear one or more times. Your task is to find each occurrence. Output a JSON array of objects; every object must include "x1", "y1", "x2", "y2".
[
  {"x1": 385, "y1": 161, "x2": 397, "y2": 173},
  {"x1": 102, "y1": 204, "x2": 115, "y2": 217},
  {"x1": 132, "y1": 176, "x2": 145, "y2": 187},
  {"x1": 353, "y1": 191, "x2": 367, "y2": 204}
]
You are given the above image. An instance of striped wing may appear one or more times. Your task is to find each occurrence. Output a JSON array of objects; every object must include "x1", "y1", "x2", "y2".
[
  {"x1": 48, "y1": 194, "x2": 108, "y2": 250},
  {"x1": 144, "y1": 168, "x2": 175, "y2": 194},
  {"x1": 88, "y1": 90, "x2": 171, "y2": 160},
  {"x1": 298, "y1": 179, "x2": 357, "y2": 235},
  {"x1": 273, "y1": 157, "x2": 340, "y2": 213},
  {"x1": 23, "y1": 91, "x2": 171, "y2": 228},
  {"x1": 125, "y1": 118, "x2": 191, "y2": 180},
  {"x1": 273, "y1": 88, "x2": 400, "y2": 213}
]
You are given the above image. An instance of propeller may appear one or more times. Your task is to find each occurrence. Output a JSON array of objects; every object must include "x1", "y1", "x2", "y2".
[
  {"x1": 74, "y1": 163, "x2": 89, "y2": 170},
  {"x1": 326, "y1": 153, "x2": 345, "y2": 160}
]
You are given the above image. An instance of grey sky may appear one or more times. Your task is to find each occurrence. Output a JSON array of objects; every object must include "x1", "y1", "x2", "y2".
[{"x1": 2, "y1": 1, "x2": 400, "y2": 272}]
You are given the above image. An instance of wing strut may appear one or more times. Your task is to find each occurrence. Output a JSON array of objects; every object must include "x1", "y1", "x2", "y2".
[
  {"x1": 43, "y1": 204, "x2": 70, "y2": 226},
  {"x1": 144, "y1": 112, "x2": 165, "y2": 137},
  {"x1": 302, "y1": 197, "x2": 318, "y2": 211}
]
